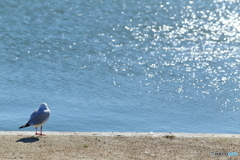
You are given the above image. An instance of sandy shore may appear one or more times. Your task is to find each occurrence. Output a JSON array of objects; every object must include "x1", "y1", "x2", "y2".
[{"x1": 0, "y1": 131, "x2": 239, "y2": 160}]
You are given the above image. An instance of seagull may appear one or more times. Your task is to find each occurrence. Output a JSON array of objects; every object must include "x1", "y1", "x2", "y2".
[{"x1": 19, "y1": 103, "x2": 51, "y2": 135}]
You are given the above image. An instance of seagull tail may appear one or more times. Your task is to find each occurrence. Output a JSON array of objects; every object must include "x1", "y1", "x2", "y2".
[{"x1": 19, "y1": 123, "x2": 30, "y2": 129}]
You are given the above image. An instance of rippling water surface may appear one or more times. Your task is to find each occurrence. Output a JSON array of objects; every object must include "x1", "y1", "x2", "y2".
[{"x1": 0, "y1": 0, "x2": 240, "y2": 133}]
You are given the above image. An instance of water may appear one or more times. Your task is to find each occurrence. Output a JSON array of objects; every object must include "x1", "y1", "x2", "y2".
[{"x1": 0, "y1": 0, "x2": 240, "y2": 133}]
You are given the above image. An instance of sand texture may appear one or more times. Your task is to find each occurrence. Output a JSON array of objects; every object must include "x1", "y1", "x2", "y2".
[{"x1": 0, "y1": 132, "x2": 239, "y2": 160}]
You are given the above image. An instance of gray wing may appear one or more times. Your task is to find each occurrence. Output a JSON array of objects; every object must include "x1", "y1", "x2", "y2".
[
  {"x1": 30, "y1": 109, "x2": 38, "y2": 120},
  {"x1": 28, "y1": 110, "x2": 50, "y2": 126}
]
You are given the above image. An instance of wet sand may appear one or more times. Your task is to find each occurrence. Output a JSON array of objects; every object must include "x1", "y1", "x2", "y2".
[{"x1": 0, "y1": 132, "x2": 239, "y2": 160}]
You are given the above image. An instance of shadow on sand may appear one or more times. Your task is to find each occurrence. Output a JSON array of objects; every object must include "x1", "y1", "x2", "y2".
[{"x1": 16, "y1": 137, "x2": 39, "y2": 143}]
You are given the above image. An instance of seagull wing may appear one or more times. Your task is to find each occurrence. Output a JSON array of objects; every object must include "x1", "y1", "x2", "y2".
[{"x1": 28, "y1": 110, "x2": 50, "y2": 126}]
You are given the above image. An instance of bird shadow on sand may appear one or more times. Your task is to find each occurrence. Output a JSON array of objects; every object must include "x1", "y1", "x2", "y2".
[{"x1": 16, "y1": 137, "x2": 39, "y2": 143}]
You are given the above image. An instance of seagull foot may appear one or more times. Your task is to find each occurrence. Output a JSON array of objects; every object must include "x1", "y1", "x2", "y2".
[{"x1": 35, "y1": 133, "x2": 46, "y2": 136}]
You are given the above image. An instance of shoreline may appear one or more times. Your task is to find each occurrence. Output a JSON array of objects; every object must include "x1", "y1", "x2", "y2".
[
  {"x1": 1, "y1": 131, "x2": 239, "y2": 159},
  {"x1": 1, "y1": 131, "x2": 240, "y2": 137}
]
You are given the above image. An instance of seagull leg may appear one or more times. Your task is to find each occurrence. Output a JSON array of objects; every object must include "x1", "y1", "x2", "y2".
[
  {"x1": 39, "y1": 126, "x2": 46, "y2": 136},
  {"x1": 35, "y1": 127, "x2": 42, "y2": 135},
  {"x1": 35, "y1": 127, "x2": 39, "y2": 135}
]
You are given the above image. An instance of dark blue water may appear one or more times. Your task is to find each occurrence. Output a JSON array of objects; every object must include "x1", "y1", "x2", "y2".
[{"x1": 0, "y1": 0, "x2": 240, "y2": 133}]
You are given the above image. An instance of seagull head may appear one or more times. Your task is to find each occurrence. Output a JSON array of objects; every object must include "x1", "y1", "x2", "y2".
[{"x1": 40, "y1": 103, "x2": 48, "y2": 110}]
